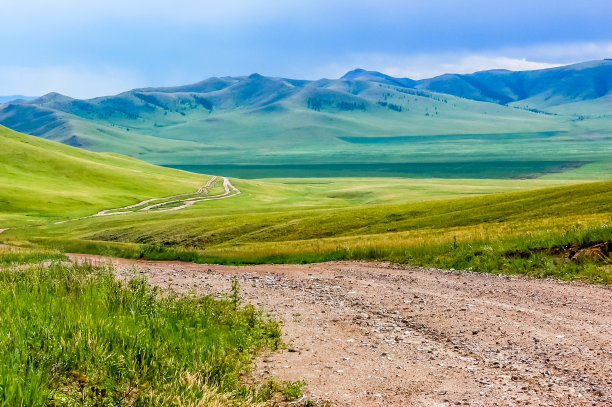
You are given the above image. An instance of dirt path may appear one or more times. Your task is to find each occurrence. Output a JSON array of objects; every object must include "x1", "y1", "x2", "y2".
[
  {"x1": 55, "y1": 176, "x2": 240, "y2": 224},
  {"x1": 0, "y1": 228, "x2": 7, "y2": 234},
  {"x1": 68, "y1": 254, "x2": 612, "y2": 406}
]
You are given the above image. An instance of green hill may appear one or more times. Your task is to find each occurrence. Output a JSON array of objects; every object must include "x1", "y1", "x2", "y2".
[
  {"x1": 8, "y1": 177, "x2": 610, "y2": 283},
  {"x1": 0, "y1": 125, "x2": 202, "y2": 227},
  {"x1": 1, "y1": 60, "x2": 610, "y2": 179},
  {"x1": 413, "y1": 60, "x2": 612, "y2": 112}
]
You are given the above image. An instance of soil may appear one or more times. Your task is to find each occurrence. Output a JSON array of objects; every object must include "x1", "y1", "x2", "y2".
[
  {"x1": 67, "y1": 254, "x2": 612, "y2": 406},
  {"x1": 507, "y1": 241, "x2": 612, "y2": 263}
]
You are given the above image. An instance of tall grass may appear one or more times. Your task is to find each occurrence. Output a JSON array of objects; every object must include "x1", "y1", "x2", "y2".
[
  {"x1": 0, "y1": 258, "x2": 282, "y2": 406},
  {"x1": 7, "y1": 181, "x2": 612, "y2": 283},
  {"x1": 36, "y1": 221, "x2": 612, "y2": 284}
]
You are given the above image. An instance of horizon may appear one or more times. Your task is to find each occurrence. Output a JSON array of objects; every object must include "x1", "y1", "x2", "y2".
[
  {"x1": 1, "y1": 0, "x2": 611, "y2": 98},
  {"x1": 4, "y1": 58, "x2": 611, "y2": 101}
]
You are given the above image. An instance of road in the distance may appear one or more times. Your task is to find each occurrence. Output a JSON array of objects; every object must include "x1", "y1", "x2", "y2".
[
  {"x1": 68, "y1": 254, "x2": 612, "y2": 406},
  {"x1": 55, "y1": 176, "x2": 240, "y2": 224}
]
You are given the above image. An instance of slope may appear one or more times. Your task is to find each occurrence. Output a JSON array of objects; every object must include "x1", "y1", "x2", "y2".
[
  {"x1": 1, "y1": 61, "x2": 610, "y2": 179},
  {"x1": 10, "y1": 178, "x2": 612, "y2": 282},
  {"x1": 414, "y1": 60, "x2": 612, "y2": 113},
  {"x1": 0, "y1": 76, "x2": 578, "y2": 170},
  {"x1": 0, "y1": 125, "x2": 203, "y2": 227}
]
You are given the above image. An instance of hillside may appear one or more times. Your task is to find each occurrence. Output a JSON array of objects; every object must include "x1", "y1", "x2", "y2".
[
  {"x1": 6, "y1": 177, "x2": 609, "y2": 283},
  {"x1": 2, "y1": 61, "x2": 611, "y2": 179},
  {"x1": 414, "y1": 60, "x2": 612, "y2": 112},
  {"x1": 0, "y1": 95, "x2": 36, "y2": 103},
  {"x1": 0, "y1": 125, "x2": 202, "y2": 226}
]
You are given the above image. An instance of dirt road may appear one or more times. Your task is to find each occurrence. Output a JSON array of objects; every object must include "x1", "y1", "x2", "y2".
[
  {"x1": 68, "y1": 254, "x2": 612, "y2": 406},
  {"x1": 55, "y1": 176, "x2": 240, "y2": 224}
]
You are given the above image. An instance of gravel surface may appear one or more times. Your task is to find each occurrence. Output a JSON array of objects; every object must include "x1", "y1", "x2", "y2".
[{"x1": 68, "y1": 254, "x2": 612, "y2": 406}]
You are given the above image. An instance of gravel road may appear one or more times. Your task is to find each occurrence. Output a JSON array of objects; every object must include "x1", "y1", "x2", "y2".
[{"x1": 68, "y1": 254, "x2": 612, "y2": 406}]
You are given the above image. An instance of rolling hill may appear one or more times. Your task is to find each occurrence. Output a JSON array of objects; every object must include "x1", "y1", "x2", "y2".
[
  {"x1": 0, "y1": 60, "x2": 611, "y2": 178},
  {"x1": 0, "y1": 124, "x2": 202, "y2": 227},
  {"x1": 414, "y1": 60, "x2": 612, "y2": 113},
  {"x1": 0, "y1": 95, "x2": 36, "y2": 103}
]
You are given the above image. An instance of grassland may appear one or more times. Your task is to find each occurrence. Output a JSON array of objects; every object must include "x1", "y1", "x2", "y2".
[
  {"x1": 5, "y1": 177, "x2": 610, "y2": 284},
  {"x1": 0, "y1": 246, "x2": 291, "y2": 406},
  {"x1": 0, "y1": 124, "x2": 203, "y2": 227},
  {"x1": 0, "y1": 124, "x2": 610, "y2": 284}
]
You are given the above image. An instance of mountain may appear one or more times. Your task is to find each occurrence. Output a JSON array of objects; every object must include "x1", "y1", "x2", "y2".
[
  {"x1": 0, "y1": 124, "x2": 202, "y2": 226},
  {"x1": 341, "y1": 69, "x2": 417, "y2": 88},
  {"x1": 0, "y1": 60, "x2": 610, "y2": 178},
  {"x1": 414, "y1": 60, "x2": 612, "y2": 113},
  {"x1": 0, "y1": 95, "x2": 37, "y2": 103}
]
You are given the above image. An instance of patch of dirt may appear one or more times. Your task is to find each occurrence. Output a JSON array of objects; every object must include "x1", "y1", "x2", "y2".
[
  {"x1": 507, "y1": 241, "x2": 612, "y2": 263},
  {"x1": 68, "y1": 254, "x2": 612, "y2": 406}
]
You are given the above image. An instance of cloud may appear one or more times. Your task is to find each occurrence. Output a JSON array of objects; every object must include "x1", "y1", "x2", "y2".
[
  {"x1": 1, "y1": 39, "x2": 610, "y2": 98},
  {"x1": 307, "y1": 41, "x2": 612, "y2": 80},
  {"x1": 0, "y1": 66, "x2": 142, "y2": 99},
  {"x1": 379, "y1": 56, "x2": 560, "y2": 79}
]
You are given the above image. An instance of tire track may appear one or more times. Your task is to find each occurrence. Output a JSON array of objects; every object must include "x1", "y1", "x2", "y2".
[{"x1": 55, "y1": 176, "x2": 240, "y2": 224}]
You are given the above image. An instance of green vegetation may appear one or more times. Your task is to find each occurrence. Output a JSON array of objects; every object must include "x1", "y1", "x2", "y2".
[
  {"x1": 5, "y1": 179, "x2": 610, "y2": 284},
  {"x1": 0, "y1": 124, "x2": 202, "y2": 227},
  {"x1": 2, "y1": 61, "x2": 611, "y2": 179},
  {"x1": 2, "y1": 62, "x2": 610, "y2": 407},
  {"x1": 0, "y1": 247, "x2": 283, "y2": 406},
  {"x1": 0, "y1": 125, "x2": 610, "y2": 285}
]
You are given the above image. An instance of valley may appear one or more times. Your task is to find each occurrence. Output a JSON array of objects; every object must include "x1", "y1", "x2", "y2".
[
  {"x1": 0, "y1": 60, "x2": 611, "y2": 406},
  {"x1": 1, "y1": 61, "x2": 611, "y2": 180}
]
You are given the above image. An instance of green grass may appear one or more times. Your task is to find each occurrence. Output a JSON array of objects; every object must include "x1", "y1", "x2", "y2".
[
  {"x1": 7, "y1": 180, "x2": 610, "y2": 284},
  {"x1": 3, "y1": 73, "x2": 612, "y2": 180},
  {"x1": 0, "y1": 124, "x2": 610, "y2": 283},
  {"x1": 0, "y1": 124, "x2": 203, "y2": 227},
  {"x1": 0, "y1": 248, "x2": 282, "y2": 406}
]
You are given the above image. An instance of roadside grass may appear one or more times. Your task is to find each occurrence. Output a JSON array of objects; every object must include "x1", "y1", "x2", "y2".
[
  {"x1": 0, "y1": 250, "x2": 286, "y2": 406},
  {"x1": 0, "y1": 245, "x2": 66, "y2": 265}
]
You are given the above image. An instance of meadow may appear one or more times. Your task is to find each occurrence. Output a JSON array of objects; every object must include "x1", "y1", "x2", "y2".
[
  {"x1": 0, "y1": 78, "x2": 611, "y2": 407},
  {"x1": 0, "y1": 125, "x2": 203, "y2": 227},
  {"x1": 1, "y1": 123, "x2": 611, "y2": 287},
  {"x1": 5, "y1": 178, "x2": 611, "y2": 284}
]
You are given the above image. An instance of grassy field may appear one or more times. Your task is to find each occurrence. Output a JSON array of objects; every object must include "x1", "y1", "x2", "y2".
[
  {"x1": 5, "y1": 178, "x2": 610, "y2": 284},
  {"x1": 0, "y1": 124, "x2": 203, "y2": 227},
  {"x1": 0, "y1": 246, "x2": 297, "y2": 406},
  {"x1": 0, "y1": 124, "x2": 610, "y2": 284}
]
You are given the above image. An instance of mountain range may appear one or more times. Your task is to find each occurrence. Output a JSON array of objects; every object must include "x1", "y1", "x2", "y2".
[
  {"x1": 0, "y1": 95, "x2": 37, "y2": 104},
  {"x1": 1, "y1": 60, "x2": 610, "y2": 178}
]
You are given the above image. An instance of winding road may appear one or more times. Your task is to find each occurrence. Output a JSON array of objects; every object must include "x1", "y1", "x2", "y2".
[{"x1": 55, "y1": 176, "x2": 240, "y2": 224}]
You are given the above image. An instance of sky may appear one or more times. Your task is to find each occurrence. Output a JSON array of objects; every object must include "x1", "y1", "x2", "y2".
[{"x1": 1, "y1": 0, "x2": 611, "y2": 98}]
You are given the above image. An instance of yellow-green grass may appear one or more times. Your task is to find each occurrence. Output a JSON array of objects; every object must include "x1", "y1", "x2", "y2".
[
  {"x1": 1, "y1": 125, "x2": 610, "y2": 282},
  {"x1": 0, "y1": 124, "x2": 203, "y2": 227},
  {"x1": 7, "y1": 180, "x2": 611, "y2": 283}
]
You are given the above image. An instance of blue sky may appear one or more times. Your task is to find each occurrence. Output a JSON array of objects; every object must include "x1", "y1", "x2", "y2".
[{"x1": 1, "y1": 0, "x2": 611, "y2": 98}]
